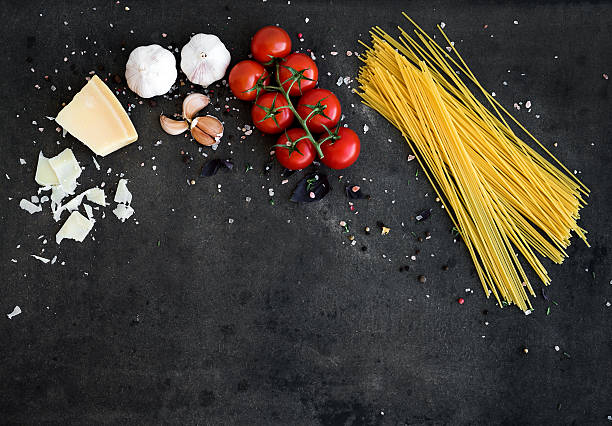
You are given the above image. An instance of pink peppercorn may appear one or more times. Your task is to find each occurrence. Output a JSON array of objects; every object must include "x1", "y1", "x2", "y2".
[{"x1": 458, "y1": 297, "x2": 465, "y2": 305}]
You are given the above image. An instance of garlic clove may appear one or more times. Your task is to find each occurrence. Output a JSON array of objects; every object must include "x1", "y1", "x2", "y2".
[
  {"x1": 125, "y1": 45, "x2": 177, "y2": 98},
  {"x1": 180, "y1": 34, "x2": 231, "y2": 88},
  {"x1": 191, "y1": 126, "x2": 216, "y2": 146},
  {"x1": 191, "y1": 115, "x2": 224, "y2": 143},
  {"x1": 160, "y1": 115, "x2": 189, "y2": 135},
  {"x1": 182, "y1": 93, "x2": 210, "y2": 122}
]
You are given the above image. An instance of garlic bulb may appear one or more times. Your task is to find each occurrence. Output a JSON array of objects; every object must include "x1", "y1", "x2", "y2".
[
  {"x1": 125, "y1": 45, "x2": 177, "y2": 98},
  {"x1": 180, "y1": 34, "x2": 231, "y2": 88}
]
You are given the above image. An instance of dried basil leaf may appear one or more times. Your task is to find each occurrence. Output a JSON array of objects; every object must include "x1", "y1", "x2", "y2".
[
  {"x1": 291, "y1": 172, "x2": 330, "y2": 202},
  {"x1": 345, "y1": 185, "x2": 369, "y2": 199},
  {"x1": 415, "y1": 208, "x2": 432, "y2": 221},
  {"x1": 200, "y1": 158, "x2": 233, "y2": 177}
]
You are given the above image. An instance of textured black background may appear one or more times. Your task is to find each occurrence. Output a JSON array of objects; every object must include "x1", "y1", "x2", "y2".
[{"x1": 1, "y1": 0, "x2": 611, "y2": 424}]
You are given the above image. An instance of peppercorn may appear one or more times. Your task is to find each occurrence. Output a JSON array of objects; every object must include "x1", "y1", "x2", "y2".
[
  {"x1": 442, "y1": 265, "x2": 449, "y2": 271},
  {"x1": 417, "y1": 237, "x2": 423, "y2": 242},
  {"x1": 364, "y1": 226, "x2": 371, "y2": 235},
  {"x1": 415, "y1": 249, "x2": 421, "y2": 255},
  {"x1": 418, "y1": 275, "x2": 426, "y2": 283},
  {"x1": 361, "y1": 246, "x2": 367, "y2": 251},
  {"x1": 458, "y1": 297, "x2": 465, "y2": 304}
]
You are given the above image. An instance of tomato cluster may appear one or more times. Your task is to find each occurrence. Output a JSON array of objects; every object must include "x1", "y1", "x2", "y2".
[{"x1": 228, "y1": 26, "x2": 360, "y2": 170}]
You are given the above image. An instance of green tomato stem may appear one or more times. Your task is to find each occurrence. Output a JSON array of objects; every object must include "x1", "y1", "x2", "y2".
[{"x1": 274, "y1": 63, "x2": 324, "y2": 159}]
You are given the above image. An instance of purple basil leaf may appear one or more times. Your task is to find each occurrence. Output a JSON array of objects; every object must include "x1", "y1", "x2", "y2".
[
  {"x1": 291, "y1": 172, "x2": 330, "y2": 202},
  {"x1": 200, "y1": 158, "x2": 233, "y2": 177}
]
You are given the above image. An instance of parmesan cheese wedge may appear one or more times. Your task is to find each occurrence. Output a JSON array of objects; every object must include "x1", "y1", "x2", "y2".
[
  {"x1": 55, "y1": 75, "x2": 138, "y2": 156},
  {"x1": 56, "y1": 211, "x2": 94, "y2": 244}
]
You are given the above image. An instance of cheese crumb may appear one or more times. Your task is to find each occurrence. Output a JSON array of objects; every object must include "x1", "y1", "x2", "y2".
[
  {"x1": 20, "y1": 199, "x2": 42, "y2": 214},
  {"x1": 7, "y1": 306, "x2": 21, "y2": 319},
  {"x1": 56, "y1": 211, "x2": 94, "y2": 244}
]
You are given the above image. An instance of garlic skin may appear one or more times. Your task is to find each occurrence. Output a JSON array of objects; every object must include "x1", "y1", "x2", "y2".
[
  {"x1": 180, "y1": 34, "x2": 231, "y2": 88},
  {"x1": 125, "y1": 45, "x2": 177, "y2": 98}
]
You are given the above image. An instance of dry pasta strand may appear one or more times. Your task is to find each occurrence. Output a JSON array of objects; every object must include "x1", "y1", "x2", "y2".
[{"x1": 356, "y1": 17, "x2": 589, "y2": 312}]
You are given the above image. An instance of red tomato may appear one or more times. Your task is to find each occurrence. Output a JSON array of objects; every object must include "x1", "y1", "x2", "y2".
[
  {"x1": 251, "y1": 92, "x2": 294, "y2": 134},
  {"x1": 319, "y1": 127, "x2": 360, "y2": 169},
  {"x1": 229, "y1": 60, "x2": 270, "y2": 101},
  {"x1": 296, "y1": 88, "x2": 341, "y2": 134},
  {"x1": 275, "y1": 128, "x2": 315, "y2": 170},
  {"x1": 251, "y1": 26, "x2": 292, "y2": 63},
  {"x1": 278, "y1": 53, "x2": 318, "y2": 96}
]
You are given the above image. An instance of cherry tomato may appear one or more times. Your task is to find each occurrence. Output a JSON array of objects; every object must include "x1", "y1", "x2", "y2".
[
  {"x1": 251, "y1": 92, "x2": 294, "y2": 134},
  {"x1": 274, "y1": 128, "x2": 315, "y2": 170},
  {"x1": 296, "y1": 88, "x2": 341, "y2": 134},
  {"x1": 229, "y1": 60, "x2": 270, "y2": 101},
  {"x1": 251, "y1": 26, "x2": 292, "y2": 63},
  {"x1": 319, "y1": 127, "x2": 360, "y2": 169},
  {"x1": 278, "y1": 53, "x2": 318, "y2": 96}
]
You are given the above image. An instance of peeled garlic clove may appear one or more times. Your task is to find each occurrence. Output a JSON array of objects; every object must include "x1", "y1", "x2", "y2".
[
  {"x1": 182, "y1": 93, "x2": 210, "y2": 121},
  {"x1": 191, "y1": 126, "x2": 216, "y2": 146},
  {"x1": 180, "y1": 34, "x2": 231, "y2": 88},
  {"x1": 160, "y1": 115, "x2": 188, "y2": 135},
  {"x1": 125, "y1": 45, "x2": 177, "y2": 98},
  {"x1": 191, "y1": 115, "x2": 224, "y2": 143}
]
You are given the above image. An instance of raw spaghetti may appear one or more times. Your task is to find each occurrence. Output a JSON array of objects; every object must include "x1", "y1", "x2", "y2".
[{"x1": 356, "y1": 14, "x2": 589, "y2": 312}]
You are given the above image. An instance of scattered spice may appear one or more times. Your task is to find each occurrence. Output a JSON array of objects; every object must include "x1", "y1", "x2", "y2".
[
  {"x1": 458, "y1": 297, "x2": 465, "y2": 304},
  {"x1": 415, "y1": 208, "x2": 432, "y2": 221},
  {"x1": 345, "y1": 185, "x2": 369, "y2": 199},
  {"x1": 418, "y1": 275, "x2": 427, "y2": 283}
]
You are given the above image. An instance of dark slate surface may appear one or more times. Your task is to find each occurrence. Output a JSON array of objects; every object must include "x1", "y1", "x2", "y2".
[{"x1": 1, "y1": 1, "x2": 611, "y2": 424}]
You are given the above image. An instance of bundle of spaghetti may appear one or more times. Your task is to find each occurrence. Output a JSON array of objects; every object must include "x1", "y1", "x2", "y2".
[{"x1": 356, "y1": 14, "x2": 589, "y2": 311}]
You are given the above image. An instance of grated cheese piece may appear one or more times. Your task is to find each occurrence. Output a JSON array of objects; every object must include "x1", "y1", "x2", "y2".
[
  {"x1": 48, "y1": 148, "x2": 81, "y2": 194},
  {"x1": 86, "y1": 187, "x2": 106, "y2": 206},
  {"x1": 7, "y1": 306, "x2": 21, "y2": 319},
  {"x1": 34, "y1": 152, "x2": 59, "y2": 186},
  {"x1": 19, "y1": 199, "x2": 42, "y2": 214},
  {"x1": 31, "y1": 254, "x2": 50, "y2": 263},
  {"x1": 114, "y1": 179, "x2": 132, "y2": 204},
  {"x1": 113, "y1": 204, "x2": 134, "y2": 222},
  {"x1": 56, "y1": 211, "x2": 94, "y2": 244}
]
